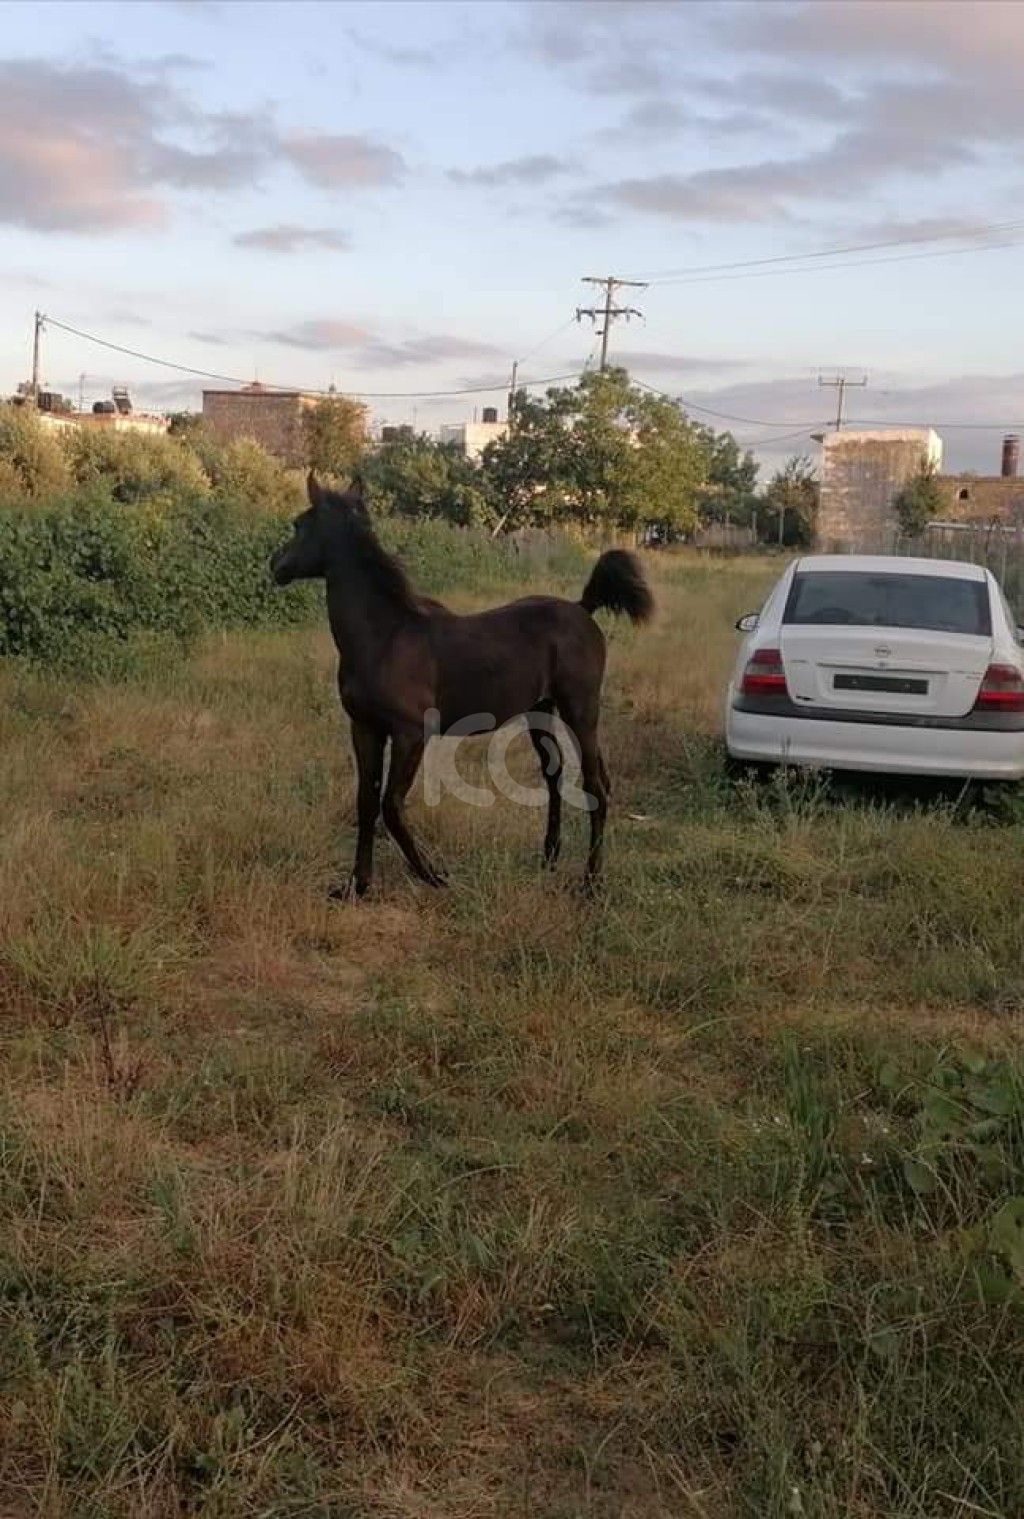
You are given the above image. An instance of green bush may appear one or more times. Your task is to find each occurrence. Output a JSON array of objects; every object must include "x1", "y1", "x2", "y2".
[
  {"x1": 0, "y1": 404, "x2": 72, "y2": 503},
  {"x1": 0, "y1": 493, "x2": 586, "y2": 674},
  {"x1": 381, "y1": 517, "x2": 587, "y2": 595},
  {"x1": 0, "y1": 496, "x2": 316, "y2": 672},
  {"x1": 201, "y1": 436, "x2": 304, "y2": 516},
  {"x1": 63, "y1": 428, "x2": 210, "y2": 505}
]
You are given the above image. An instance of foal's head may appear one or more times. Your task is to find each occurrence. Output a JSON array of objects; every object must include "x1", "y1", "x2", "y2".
[{"x1": 271, "y1": 472, "x2": 368, "y2": 584}]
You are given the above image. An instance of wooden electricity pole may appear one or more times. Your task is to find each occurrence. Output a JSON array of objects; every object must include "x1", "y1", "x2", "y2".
[
  {"x1": 30, "y1": 310, "x2": 44, "y2": 400},
  {"x1": 818, "y1": 372, "x2": 867, "y2": 431},
  {"x1": 576, "y1": 275, "x2": 647, "y2": 371}
]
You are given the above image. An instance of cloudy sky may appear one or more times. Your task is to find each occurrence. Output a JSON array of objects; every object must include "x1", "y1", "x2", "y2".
[{"x1": 3, "y1": 0, "x2": 1024, "y2": 472}]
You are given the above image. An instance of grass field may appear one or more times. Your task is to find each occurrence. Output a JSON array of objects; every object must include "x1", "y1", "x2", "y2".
[{"x1": 3, "y1": 550, "x2": 1024, "y2": 1517}]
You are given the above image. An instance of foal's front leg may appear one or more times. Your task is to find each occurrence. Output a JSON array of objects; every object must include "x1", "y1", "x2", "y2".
[{"x1": 332, "y1": 720, "x2": 385, "y2": 899}]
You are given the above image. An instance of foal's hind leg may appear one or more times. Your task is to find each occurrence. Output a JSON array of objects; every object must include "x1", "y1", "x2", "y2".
[
  {"x1": 598, "y1": 749, "x2": 612, "y2": 800},
  {"x1": 528, "y1": 702, "x2": 563, "y2": 868},
  {"x1": 382, "y1": 728, "x2": 447, "y2": 888},
  {"x1": 555, "y1": 696, "x2": 608, "y2": 889}
]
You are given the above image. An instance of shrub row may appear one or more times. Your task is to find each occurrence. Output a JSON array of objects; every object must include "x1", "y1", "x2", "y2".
[{"x1": 0, "y1": 495, "x2": 588, "y2": 673}]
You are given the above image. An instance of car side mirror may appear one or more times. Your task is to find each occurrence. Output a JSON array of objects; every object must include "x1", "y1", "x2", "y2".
[{"x1": 735, "y1": 612, "x2": 759, "y2": 633}]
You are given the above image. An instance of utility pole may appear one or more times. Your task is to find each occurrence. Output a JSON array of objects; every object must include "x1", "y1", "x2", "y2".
[
  {"x1": 30, "y1": 310, "x2": 44, "y2": 401},
  {"x1": 576, "y1": 275, "x2": 647, "y2": 372},
  {"x1": 508, "y1": 358, "x2": 518, "y2": 428},
  {"x1": 818, "y1": 372, "x2": 867, "y2": 431}
]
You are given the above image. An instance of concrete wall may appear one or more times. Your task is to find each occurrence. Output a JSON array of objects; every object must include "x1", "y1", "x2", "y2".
[
  {"x1": 816, "y1": 428, "x2": 943, "y2": 551},
  {"x1": 38, "y1": 412, "x2": 169, "y2": 436},
  {"x1": 939, "y1": 475, "x2": 1024, "y2": 523},
  {"x1": 202, "y1": 388, "x2": 317, "y2": 464}
]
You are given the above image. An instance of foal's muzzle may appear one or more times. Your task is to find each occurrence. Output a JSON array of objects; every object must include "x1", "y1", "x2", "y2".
[{"x1": 270, "y1": 547, "x2": 294, "y2": 586}]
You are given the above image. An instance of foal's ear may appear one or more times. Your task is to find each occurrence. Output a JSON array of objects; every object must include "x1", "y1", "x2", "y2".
[{"x1": 307, "y1": 471, "x2": 324, "y2": 508}]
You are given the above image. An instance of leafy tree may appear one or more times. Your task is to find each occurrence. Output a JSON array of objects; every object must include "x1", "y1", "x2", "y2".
[
  {"x1": 0, "y1": 403, "x2": 71, "y2": 503},
  {"x1": 892, "y1": 460, "x2": 942, "y2": 540},
  {"x1": 482, "y1": 368, "x2": 708, "y2": 536},
  {"x1": 302, "y1": 394, "x2": 368, "y2": 478},
  {"x1": 695, "y1": 428, "x2": 759, "y2": 526},
  {"x1": 167, "y1": 412, "x2": 208, "y2": 443},
  {"x1": 759, "y1": 456, "x2": 819, "y2": 548},
  {"x1": 362, "y1": 434, "x2": 494, "y2": 528}
]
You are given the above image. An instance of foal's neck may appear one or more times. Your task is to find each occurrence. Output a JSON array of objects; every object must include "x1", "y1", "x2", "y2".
[{"x1": 323, "y1": 544, "x2": 419, "y2": 663}]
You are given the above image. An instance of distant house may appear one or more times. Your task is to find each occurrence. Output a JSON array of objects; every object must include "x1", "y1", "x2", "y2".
[
  {"x1": 202, "y1": 382, "x2": 320, "y2": 465},
  {"x1": 25, "y1": 386, "x2": 169, "y2": 436},
  {"x1": 439, "y1": 407, "x2": 507, "y2": 461},
  {"x1": 940, "y1": 437, "x2": 1024, "y2": 524}
]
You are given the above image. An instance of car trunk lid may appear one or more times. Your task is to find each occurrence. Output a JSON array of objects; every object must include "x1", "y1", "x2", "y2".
[
  {"x1": 779, "y1": 568, "x2": 993, "y2": 719},
  {"x1": 780, "y1": 627, "x2": 992, "y2": 717}
]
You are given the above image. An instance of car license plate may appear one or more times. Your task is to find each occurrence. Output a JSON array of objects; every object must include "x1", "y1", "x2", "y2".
[{"x1": 833, "y1": 674, "x2": 928, "y2": 695}]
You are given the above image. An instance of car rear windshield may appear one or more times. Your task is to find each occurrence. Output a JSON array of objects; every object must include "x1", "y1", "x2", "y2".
[{"x1": 783, "y1": 571, "x2": 991, "y2": 635}]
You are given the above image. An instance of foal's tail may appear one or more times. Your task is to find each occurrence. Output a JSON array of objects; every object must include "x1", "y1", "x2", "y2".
[{"x1": 580, "y1": 550, "x2": 654, "y2": 626}]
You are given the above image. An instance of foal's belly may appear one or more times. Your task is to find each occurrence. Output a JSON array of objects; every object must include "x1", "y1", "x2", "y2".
[{"x1": 436, "y1": 688, "x2": 547, "y2": 735}]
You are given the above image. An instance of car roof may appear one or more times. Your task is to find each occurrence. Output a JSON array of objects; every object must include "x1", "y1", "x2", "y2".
[{"x1": 794, "y1": 554, "x2": 988, "y2": 582}]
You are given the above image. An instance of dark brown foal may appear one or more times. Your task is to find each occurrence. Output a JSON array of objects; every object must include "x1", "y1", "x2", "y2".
[{"x1": 272, "y1": 474, "x2": 652, "y2": 895}]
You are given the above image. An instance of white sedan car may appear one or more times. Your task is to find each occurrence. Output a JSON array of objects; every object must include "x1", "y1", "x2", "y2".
[{"x1": 726, "y1": 554, "x2": 1024, "y2": 779}]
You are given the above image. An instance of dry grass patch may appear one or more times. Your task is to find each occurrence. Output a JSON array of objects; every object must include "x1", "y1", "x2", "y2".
[{"x1": 4, "y1": 551, "x2": 1024, "y2": 1516}]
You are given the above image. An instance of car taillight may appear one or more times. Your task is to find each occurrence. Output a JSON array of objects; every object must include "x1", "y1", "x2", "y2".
[
  {"x1": 740, "y1": 647, "x2": 788, "y2": 696},
  {"x1": 974, "y1": 663, "x2": 1024, "y2": 711}
]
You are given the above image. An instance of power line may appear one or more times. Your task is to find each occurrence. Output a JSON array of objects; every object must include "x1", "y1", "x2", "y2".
[
  {"x1": 631, "y1": 377, "x2": 818, "y2": 427},
  {"x1": 630, "y1": 376, "x2": 1024, "y2": 433},
  {"x1": 575, "y1": 275, "x2": 647, "y2": 371},
  {"x1": 37, "y1": 311, "x2": 1024, "y2": 434},
  {"x1": 641, "y1": 235, "x2": 1024, "y2": 290},
  {"x1": 39, "y1": 314, "x2": 583, "y2": 400},
  {"x1": 640, "y1": 217, "x2": 1024, "y2": 284},
  {"x1": 515, "y1": 315, "x2": 577, "y2": 366}
]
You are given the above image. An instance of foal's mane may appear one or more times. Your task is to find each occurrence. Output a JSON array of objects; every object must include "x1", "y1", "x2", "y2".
[{"x1": 321, "y1": 485, "x2": 422, "y2": 615}]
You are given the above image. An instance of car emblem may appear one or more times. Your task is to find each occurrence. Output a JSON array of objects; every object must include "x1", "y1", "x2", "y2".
[{"x1": 874, "y1": 644, "x2": 892, "y2": 659}]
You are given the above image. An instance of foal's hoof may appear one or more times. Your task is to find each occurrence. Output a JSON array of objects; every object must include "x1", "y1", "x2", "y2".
[{"x1": 328, "y1": 876, "x2": 368, "y2": 903}]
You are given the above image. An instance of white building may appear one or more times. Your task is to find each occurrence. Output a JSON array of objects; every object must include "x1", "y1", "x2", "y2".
[{"x1": 439, "y1": 415, "x2": 507, "y2": 460}]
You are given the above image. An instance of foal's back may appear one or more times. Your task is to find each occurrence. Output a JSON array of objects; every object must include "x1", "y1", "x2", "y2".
[{"x1": 424, "y1": 593, "x2": 604, "y2": 731}]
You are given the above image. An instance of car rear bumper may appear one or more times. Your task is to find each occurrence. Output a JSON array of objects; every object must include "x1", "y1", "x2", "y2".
[{"x1": 726, "y1": 703, "x2": 1024, "y2": 778}]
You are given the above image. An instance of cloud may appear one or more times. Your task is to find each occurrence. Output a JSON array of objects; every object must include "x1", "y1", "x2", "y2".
[
  {"x1": 529, "y1": 2, "x2": 1024, "y2": 228},
  {"x1": 233, "y1": 224, "x2": 351, "y2": 252},
  {"x1": 256, "y1": 320, "x2": 504, "y2": 369},
  {"x1": 283, "y1": 133, "x2": 405, "y2": 189},
  {"x1": 263, "y1": 320, "x2": 374, "y2": 351},
  {"x1": 188, "y1": 330, "x2": 232, "y2": 346},
  {"x1": 727, "y1": 0, "x2": 1024, "y2": 76},
  {"x1": 359, "y1": 334, "x2": 505, "y2": 369},
  {"x1": 449, "y1": 154, "x2": 572, "y2": 188},
  {"x1": 613, "y1": 349, "x2": 749, "y2": 376},
  {"x1": 346, "y1": 27, "x2": 438, "y2": 68},
  {"x1": 595, "y1": 71, "x2": 1019, "y2": 223},
  {"x1": 551, "y1": 203, "x2": 614, "y2": 230},
  {"x1": 0, "y1": 57, "x2": 406, "y2": 233}
]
